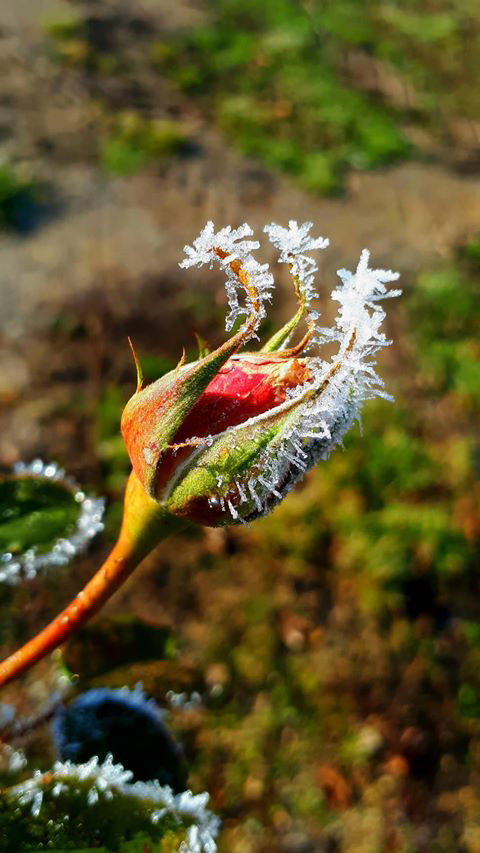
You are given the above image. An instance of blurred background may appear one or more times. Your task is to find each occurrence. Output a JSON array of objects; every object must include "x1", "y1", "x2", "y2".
[{"x1": 0, "y1": 0, "x2": 479, "y2": 850}]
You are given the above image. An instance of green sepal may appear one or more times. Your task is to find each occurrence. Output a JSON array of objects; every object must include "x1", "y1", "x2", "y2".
[
  {"x1": 261, "y1": 305, "x2": 305, "y2": 352},
  {"x1": 121, "y1": 325, "x2": 258, "y2": 498},
  {"x1": 261, "y1": 276, "x2": 307, "y2": 352},
  {"x1": 164, "y1": 402, "x2": 301, "y2": 523}
]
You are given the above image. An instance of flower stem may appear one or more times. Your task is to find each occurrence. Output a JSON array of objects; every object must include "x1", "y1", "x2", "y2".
[{"x1": 0, "y1": 471, "x2": 183, "y2": 689}]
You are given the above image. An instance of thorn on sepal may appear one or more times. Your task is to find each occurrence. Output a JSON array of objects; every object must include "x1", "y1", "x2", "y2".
[
  {"x1": 127, "y1": 337, "x2": 144, "y2": 393},
  {"x1": 194, "y1": 331, "x2": 211, "y2": 359},
  {"x1": 176, "y1": 348, "x2": 187, "y2": 371}
]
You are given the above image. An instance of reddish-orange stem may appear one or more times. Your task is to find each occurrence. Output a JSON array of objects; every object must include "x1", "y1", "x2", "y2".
[{"x1": 0, "y1": 471, "x2": 180, "y2": 689}]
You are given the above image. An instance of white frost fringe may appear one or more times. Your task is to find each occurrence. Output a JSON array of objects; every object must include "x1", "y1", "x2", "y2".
[
  {"x1": 8, "y1": 754, "x2": 220, "y2": 853},
  {"x1": 0, "y1": 460, "x2": 105, "y2": 585}
]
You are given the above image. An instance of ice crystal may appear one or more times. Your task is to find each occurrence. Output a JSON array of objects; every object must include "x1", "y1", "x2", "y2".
[
  {"x1": 315, "y1": 249, "x2": 401, "y2": 354},
  {"x1": 180, "y1": 221, "x2": 259, "y2": 269},
  {"x1": 0, "y1": 740, "x2": 27, "y2": 774},
  {"x1": 0, "y1": 460, "x2": 105, "y2": 585},
  {"x1": 264, "y1": 219, "x2": 329, "y2": 305},
  {"x1": 180, "y1": 221, "x2": 274, "y2": 336},
  {"x1": 167, "y1": 690, "x2": 203, "y2": 711}
]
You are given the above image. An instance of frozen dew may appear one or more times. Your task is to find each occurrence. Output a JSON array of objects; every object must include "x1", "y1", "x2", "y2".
[
  {"x1": 31, "y1": 459, "x2": 44, "y2": 475},
  {"x1": 167, "y1": 691, "x2": 203, "y2": 711},
  {"x1": 0, "y1": 740, "x2": 27, "y2": 774}
]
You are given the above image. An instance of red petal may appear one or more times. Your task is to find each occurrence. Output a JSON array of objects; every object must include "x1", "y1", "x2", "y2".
[{"x1": 174, "y1": 354, "x2": 310, "y2": 441}]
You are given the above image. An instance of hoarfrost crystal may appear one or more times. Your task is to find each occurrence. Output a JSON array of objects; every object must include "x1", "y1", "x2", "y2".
[
  {"x1": 264, "y1": 219, "x2": 329, "y2": 305},
  {"x1": 0, "y1": 741, "x2": 27, "y2": 774},
  {"x1": 180, "y1": 221, "x2": 274, "y2": 335},
  {"x1": 8, "y1": 754, "x2": 220, "y2": 852}
]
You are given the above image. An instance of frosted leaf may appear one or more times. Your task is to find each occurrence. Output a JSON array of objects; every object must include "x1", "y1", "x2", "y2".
[
  {"x1": 8, "y1": 754, "x2": 220, "y2": 852},
  {"x1": 0, "y1": 460, "x2": 105, "y2": 586}
]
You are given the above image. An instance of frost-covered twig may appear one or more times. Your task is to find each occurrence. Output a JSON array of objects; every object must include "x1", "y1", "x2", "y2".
[
  {"x1": 180, "y1": 221, "x2": 274, "y2": 335},
  {"x1": 264, "y1": 219, "x2": 329, "y2": 306}
]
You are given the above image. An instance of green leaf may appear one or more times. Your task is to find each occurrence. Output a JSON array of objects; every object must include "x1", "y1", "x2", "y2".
[{"x1": 0, "y1": 477, "x2": 80, "y2": 556}]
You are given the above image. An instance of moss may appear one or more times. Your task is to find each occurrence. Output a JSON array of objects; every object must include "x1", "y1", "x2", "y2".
[
  {"x1": 153, "y1": 0, "x2": 414, "y2": 194},
  {"x1": 458, "y1": 684, "x2": 480, "y2": 720},
  {"x1": 100, "y1": 116, "x2": 190, "y2": 176},
  {"x1": 154, "y1": 0, "x2": 480, "y2": 194},
  {"x1": 409, "y1": 246, "x2": 480, "y2": 409}
]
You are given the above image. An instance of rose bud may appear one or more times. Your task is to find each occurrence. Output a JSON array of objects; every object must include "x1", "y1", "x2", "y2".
[{"x1": 0, "y1": 221, "x2": 400, "y2": 687}]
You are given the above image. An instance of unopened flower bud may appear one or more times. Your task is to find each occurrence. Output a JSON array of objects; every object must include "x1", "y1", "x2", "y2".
[{"x1": 121, "y1": 221, "x2": 401, "y2": 526}]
